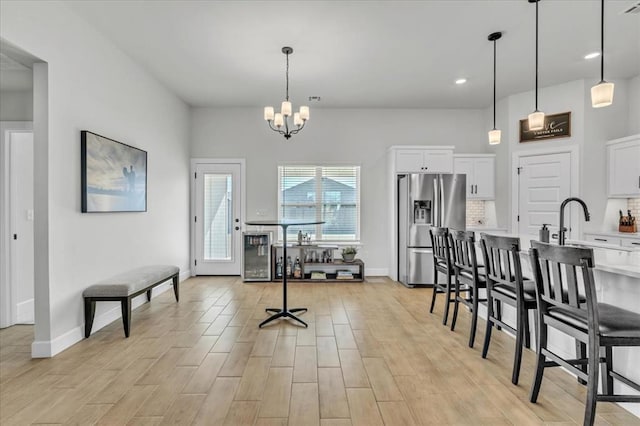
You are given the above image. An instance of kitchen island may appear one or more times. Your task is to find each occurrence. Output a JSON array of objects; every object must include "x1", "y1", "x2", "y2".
[{"x1": 473, "y1": 233, "x2": 640, "y2": 418}]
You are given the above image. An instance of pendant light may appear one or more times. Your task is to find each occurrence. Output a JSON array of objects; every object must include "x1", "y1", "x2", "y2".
[
  {"x1": 591, "y1": 0, "x2": 614, "y2": 108},
  {"x1": 528, "y1": 0, "x2": 544, "y2": 131},
  {"x1": 488, "y1": 32, "x2": 502, "y2": 145}
]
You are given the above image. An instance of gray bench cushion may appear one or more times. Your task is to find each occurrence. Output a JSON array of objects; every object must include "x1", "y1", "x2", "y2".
[{"x1": 83, "y1": 265, "x2": 179, "y2": 298}]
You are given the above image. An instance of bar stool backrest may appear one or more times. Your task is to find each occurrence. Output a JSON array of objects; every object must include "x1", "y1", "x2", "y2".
[
  {"x1": 430, "y1": 227, "x2": 452, "y2": 268},
  {"x1": 529, "y1": 241, "x2": 598, "y2": 326},
  {"x1": 450, "y1": 230, "x2": 480, "y2": 276},
  {"x1": 480, "y1": 234, "x2": 524, "y2": 296}
]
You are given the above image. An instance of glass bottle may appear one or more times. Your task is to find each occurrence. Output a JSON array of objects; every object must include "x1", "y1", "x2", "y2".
[
  {"x1": 293, "y1": 257, "x2": 302, "y2": 279},
  {"x1": 276, "y1": 256, "x2": 283, "y2": 279},
  {"x1": 286, "y1": 256, "x2": 292, "y2": 278}
]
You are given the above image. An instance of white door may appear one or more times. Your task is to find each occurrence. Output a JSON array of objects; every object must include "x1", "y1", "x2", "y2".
[
  {"x1": 518, "y1": 152, "x2": 571, "y2": 238},
  {"x1": 9, "y1": 131, "x2": 35, "y2": 325},
  {"x1": 194, "y1": 163, "x2": 242, "y2": 275}
]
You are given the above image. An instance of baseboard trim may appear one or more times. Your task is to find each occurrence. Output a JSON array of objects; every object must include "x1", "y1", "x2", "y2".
[
  {"x1": 365, "y1": 268, "x2": 389, "y2": 277},
  {"x1": 31, "y1": 269, "x2": 190, "y2": 358},
  {"x1": 16, "y1": 298, "x2": 34, "y2": 324}
]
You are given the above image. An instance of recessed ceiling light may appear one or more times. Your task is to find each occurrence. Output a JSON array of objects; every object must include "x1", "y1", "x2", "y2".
[
  {"x1": 584, "y1": 52, "x2": 600, "y2": 60},
  {"x1": 455, "y1": 78, "x2": 467, "y2": 85}
]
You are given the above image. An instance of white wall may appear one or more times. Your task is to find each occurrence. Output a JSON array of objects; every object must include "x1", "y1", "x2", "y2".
[
  {"x1": 629, "y1": 75, "x2": 640, "y2": 135},
  {"x1": 0, "y1": 90, "x2": 33, "y2": 121},
  {"x1": 191, "y1": 107, "x2": 489, "y2": 272},
  {"x1": 488, "y1": 77, "x2": 633, "y2": 236},
  {"x1": 1, "y1": 1, "x2": 191, "y2": 356}
]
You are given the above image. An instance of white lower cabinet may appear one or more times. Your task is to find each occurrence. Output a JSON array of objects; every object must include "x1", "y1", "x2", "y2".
[{"x1": 584, "y1": 233, "x2": 640, "y2": 248}]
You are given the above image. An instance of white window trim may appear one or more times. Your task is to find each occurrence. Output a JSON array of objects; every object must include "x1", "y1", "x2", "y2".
[{"x1": 277, "y1": 164, "x2": 361, "y2": 243}]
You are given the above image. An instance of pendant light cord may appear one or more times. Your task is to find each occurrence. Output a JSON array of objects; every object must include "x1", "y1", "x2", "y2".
[
  {"x1": 600, "y1": 0, "x2": 605, "y2": 83},
  {"x1": 535, "y1": 0, "x2": 539, "y2": 112},
  {"x1": 285, "y1": 51, "x2": 290, "y2": 101}
]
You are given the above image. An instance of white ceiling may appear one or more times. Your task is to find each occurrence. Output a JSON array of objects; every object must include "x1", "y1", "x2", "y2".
[{"x1": 67, "y1": 0, "x2": 640, "y2": 109}]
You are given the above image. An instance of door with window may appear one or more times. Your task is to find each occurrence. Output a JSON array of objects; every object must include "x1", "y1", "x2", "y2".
[
  {"x1": 194, "y1": 162, "x2": 242, "y2": 275},
  {"x1": 517, "y1": 152, "x2": 571, "y2": 238}
]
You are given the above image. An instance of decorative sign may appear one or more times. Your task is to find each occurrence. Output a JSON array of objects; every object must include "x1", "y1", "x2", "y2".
[{"x1": 519, "y1": 111, "x2": 571, "y2": 142}]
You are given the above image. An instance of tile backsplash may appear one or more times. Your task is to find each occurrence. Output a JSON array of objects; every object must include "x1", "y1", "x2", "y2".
[
  {"x1": 628, "y1": 198, "x2": 640, "y2": 219},
  {"x1": 466, "y1": 200, "x2": 486, "y2": 227}
]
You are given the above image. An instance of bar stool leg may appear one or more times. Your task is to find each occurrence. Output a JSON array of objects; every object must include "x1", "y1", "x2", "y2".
[
  {"x1": 530, "y1": 317, "x2": 548, "y2": 403},
  {"x1": 584, "y1": 336, "x2": 600, "y2": 426},
  {"x1": 450, "y1": 276, "x2": 461, "y2": 330},
  {"x1": 512, "y1": 305, "x2": 525, "y2": 385},
  {"x1": 443, "y1": 272, "x2": 453, "y2": 326},
  {"x1": 481, "y1": 296, "x2": 494, "y2": 358},
  {"x1": 468, "y1": 284, "x2": 480, "y2": 347},
  {"x1": 577, "y1": 341, "x2": 587, "y2": 385},
  {"x1": 429, "y1": 266, "x2": 439, "y2": 314}
]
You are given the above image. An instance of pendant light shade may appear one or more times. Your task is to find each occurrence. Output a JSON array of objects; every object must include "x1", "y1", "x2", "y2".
[
  {"x1": 591, "y1": 0, "x2": 614, "y2": 108},
  {"x1": 528, "y1": 0, "x2": 544, "y2": 131},
  {"x1": 528, "y1": 111, "x2": 545, "y2": 131},
  {"x1": 489, "y1": 129, "x2": 502, "y2": 145},
  {"x1": 487, "y1": 31, "x2": 502, "y2": 145},
  {"x1": 591, "y1": 81, "x2": 614, "y2": 108}
]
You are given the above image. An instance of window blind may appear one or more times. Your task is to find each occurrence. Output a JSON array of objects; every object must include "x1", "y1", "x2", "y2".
[{"x1": 278, "y1": 165, "x2": 360, "y2": 241}]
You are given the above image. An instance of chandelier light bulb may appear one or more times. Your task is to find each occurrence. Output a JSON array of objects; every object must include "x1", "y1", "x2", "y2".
[
  {"x1": 488, "y1": 129, "x2": 501, "y2": 145},
  {"x1": 591, "y1": 81, "x2": 614, "y2": 108},
  {"x1": 528, "y1": 111, "x2": 545, "y2": 131},
  {"x1": 299, "y1": 106, "x2": 309, "y2": 121},
  {"x1": 294, "y1": 113, "x2": 303, "y2": 127},
  {"x1": 264, "y1": 106, "x2": 274, "y2": 121},
  {"x1": 274, "y1": 113, "x2": 284, "y2": 128},
  {"x1": 281, "y1": 101, "x2": 292, "y2": 117}
]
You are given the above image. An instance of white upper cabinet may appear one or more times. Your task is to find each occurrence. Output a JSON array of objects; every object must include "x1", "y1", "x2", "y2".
[
  {"x1": 607, "y1": 135, "x2": 640, "y2": 198},
  {"x1": 453, "y1": 155, "x2": 495, "y2": 200},
  {"x1": 394, "y1": 148, "x2": 453, "y2": 173}
]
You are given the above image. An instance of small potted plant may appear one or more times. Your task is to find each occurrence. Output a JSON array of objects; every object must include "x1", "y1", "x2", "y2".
[{"x1": 341, "y1": 246, "x2": 358, "y2": 262}]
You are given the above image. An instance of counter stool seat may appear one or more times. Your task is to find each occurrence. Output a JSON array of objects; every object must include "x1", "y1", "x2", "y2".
[{"x1": 548, "y1": 303, "x2": 640, "y2": 340}]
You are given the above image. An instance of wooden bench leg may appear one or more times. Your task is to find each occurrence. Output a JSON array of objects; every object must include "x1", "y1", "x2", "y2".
[
  {"x1": 84, "y1": 298, "x2": 96, "y2": 338},
  {"x1": 172, "y1": 274, "x2": 179, "y2": 302},
  {"x1": 121, "y1": 297, "x2": 132, "y2": 338}
]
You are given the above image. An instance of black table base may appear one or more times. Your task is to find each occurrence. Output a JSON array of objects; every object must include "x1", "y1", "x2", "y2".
[
  {"x1": 245, "y1": 220, "x2": 324, "y2": 330},
  {"x1": 260, "y1": 307, "x2": 308, "y2": 328}
]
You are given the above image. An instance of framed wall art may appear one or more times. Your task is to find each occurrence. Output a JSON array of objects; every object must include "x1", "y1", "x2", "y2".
[
  {"x1": 81, "y1": 130, "x2": 147, "y2": 212},
  {"x1": 519, "y1": 111, "x2": 571, "y2": 142}
]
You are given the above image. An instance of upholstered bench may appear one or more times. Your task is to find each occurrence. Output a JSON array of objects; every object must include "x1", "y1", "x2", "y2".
[{"x1": 83, "y1": 265, "x2": 179, "y2": 338}]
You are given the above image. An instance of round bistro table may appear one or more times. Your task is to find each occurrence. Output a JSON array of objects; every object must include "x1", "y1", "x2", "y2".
[{"x1": 245, "y1": 219, "x2": 325, "y2": 328}]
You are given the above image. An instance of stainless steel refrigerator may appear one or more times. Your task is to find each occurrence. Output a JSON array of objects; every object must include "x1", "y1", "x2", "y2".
[{"x1": 398, "y1": 174, "x2": 466, "y2": 288}]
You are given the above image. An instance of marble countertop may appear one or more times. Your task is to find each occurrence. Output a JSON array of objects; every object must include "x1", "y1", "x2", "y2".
[
  {"x1": 583, "y1": 230, "x2": 640, "y2": 239},
  {"x1": 513, "y1": 235, "x2": 640, "y2": 279}
]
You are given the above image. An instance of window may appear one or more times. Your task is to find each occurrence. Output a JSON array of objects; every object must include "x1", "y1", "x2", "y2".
[{"x1": 278, "y1": 165, "x2": 360, "y2": 241}]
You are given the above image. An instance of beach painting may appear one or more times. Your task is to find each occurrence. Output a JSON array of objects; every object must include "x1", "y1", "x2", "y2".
[{"x1": 81, "y1": 131, "x2": 147, "y2": 212}]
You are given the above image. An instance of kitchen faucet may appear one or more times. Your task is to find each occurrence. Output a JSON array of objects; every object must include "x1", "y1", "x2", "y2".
[{"x1": 558, "y1": 197, "x2": 591, "y2": 245}]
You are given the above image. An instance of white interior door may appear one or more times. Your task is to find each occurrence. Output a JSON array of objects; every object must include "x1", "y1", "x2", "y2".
[
  {"x1": 10, "y1": 131, "x2": 35, "y2": 325},
  {"x1": 518, "y1": 152, "x2": 571, "y2": 238},
  {"x1": 194, "y1": 163, "x2": 242, "y2": 275}
]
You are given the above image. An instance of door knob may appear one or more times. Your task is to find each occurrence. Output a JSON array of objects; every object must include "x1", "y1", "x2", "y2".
[{"x1": 235, "y1": 226, "x2": 240, "y2": 231}]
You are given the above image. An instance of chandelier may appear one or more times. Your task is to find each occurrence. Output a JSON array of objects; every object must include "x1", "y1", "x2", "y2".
[{"x1": 263, "y1": 47, "x2": 309, "y2": 140}]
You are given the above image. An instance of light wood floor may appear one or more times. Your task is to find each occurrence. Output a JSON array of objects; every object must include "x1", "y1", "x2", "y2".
[{"x1": 1, "y1": 276, "x2": 639, "y2": 426}]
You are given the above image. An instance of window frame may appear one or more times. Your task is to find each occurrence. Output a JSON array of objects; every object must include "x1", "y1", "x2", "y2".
[{"x1": 277, "y1": 165, "x2": 361, "y2": 242}]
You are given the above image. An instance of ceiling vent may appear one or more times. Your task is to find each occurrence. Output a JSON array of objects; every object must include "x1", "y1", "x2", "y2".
[{"x1": 621, "y1": 1, "x2": 640, "y2": 14}]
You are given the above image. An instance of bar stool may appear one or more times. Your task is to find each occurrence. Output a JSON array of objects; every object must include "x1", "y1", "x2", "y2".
[
  {"x1": 428, "y1": 227, "x2": 456, "y2": 325},
  {"x1": 529, "y1": 241, "x2": 640, "y2": 426},
  {"x1": 449, "y1": 230, "x2": 487, "y2": 348},
  {"x1": 479, "y1": 233, "x2": 537, "y2": 385}
]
